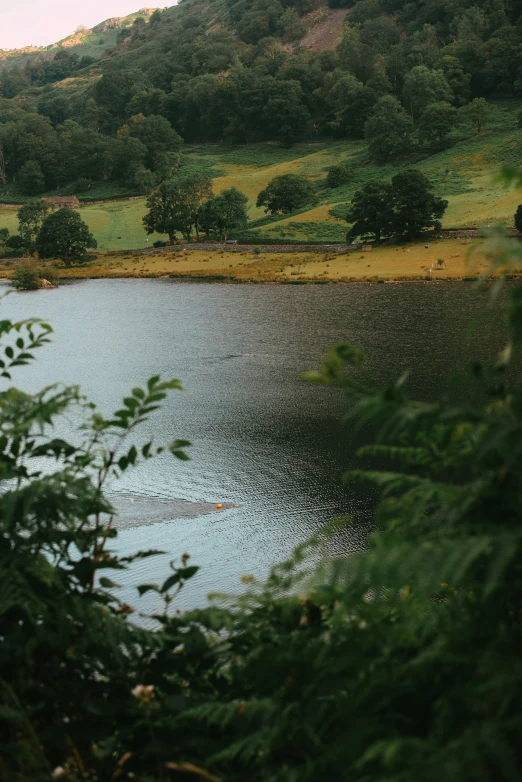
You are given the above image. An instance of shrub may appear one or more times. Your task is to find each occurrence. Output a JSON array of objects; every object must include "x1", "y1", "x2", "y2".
[
  {"x1": 11, "y1": 264, "x2": 41, "y2": 290},
  {"x1": 326, "y1": 162, "x2": 353, "y2": 188},
  {"x1": 74, "y1": 177, "x2": 92, "y2": 193},
  {"x1": 11, "y1": 263, "x2": 60, "y2": 290}
]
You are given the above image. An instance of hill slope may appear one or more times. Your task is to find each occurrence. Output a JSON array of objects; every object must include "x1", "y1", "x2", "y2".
[
  {"x1": 0, "y1": 9, "x2": 159, "y2": 72},
  {"x1": 0, "y1": 0, "x2": 521, "y2": 249}
]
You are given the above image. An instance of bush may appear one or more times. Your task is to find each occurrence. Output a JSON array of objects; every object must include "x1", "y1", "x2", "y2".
[
  {"x1": 153, "y1": 240, "x2": 168, "y2": 247},
  {"x1": 326, "y1": 162, "x2": 353, "y2": 188},
  {"x1": 11, "y1": 264, "x2": 41, "y2": 290},
  {"x1": 74, "y1": 177, "x2": 92, "y2": 193},
  {"x1": 11, "y1": 263, "x2": 60, "y2": 290}
]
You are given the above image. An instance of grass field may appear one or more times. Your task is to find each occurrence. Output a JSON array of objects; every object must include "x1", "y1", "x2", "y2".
[
  {"x1": 1, "y1": 237, "x2": 506, "y2": 285},
  {"x1": 0, "y1": 99, "x2": 520, "y2": 252}
]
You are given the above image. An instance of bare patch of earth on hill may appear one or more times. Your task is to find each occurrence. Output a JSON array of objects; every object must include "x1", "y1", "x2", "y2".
[{"x1": 300, "y1": 8, "x2": 350, "y2": 52}]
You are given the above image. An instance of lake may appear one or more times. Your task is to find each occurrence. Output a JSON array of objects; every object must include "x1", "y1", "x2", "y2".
[{"x1": 1, "y1": 279, "x2": 505, "y2": 612}]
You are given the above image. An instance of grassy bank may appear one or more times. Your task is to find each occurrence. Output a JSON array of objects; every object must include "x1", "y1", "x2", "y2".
[{"x1": 2, "y1": 238, "x2": 508, "y2": 284}]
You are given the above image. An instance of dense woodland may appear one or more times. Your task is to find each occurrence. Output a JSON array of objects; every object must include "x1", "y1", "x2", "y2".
[{"x1": 1, "y1": 0, "x2": 522, "y2": 196}]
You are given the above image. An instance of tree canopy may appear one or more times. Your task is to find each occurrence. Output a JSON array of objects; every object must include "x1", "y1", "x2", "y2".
[
  {"x1": 199, "y1": 187, "x2": 249, "y2": 240},
  {"x1": 364, "y1": 96, "x2": 414, "y2": 164},
  {"x1": 0, "y1": 0, "x2": 520, "y2": 194},
  {"x1": 17, "y1": 200, "x2": 50, "y2": 252},
  {"x1": 143, "y1": 172, "x2": 213, "y2": 241},
  {"x1": 36, "y1": 208, "x2": 97, "y2": 265},
  {"x1": 256, "y1": 173, "x2": 315, "y2": 214},
  {"x1": 347, "y1": 170, "x2": 448, "y2": 242}
]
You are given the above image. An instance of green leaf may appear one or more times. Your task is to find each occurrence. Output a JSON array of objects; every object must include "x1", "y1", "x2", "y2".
[{"x1": 99, "y1": 577, "x2": 121, "y2": 589}]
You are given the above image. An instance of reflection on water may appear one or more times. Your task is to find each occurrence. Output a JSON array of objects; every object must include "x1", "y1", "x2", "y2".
[{"x1": 1, "y1": 279, "x2": 505, "y2": 610}]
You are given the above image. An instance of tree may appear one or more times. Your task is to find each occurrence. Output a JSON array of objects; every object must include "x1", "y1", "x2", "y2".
[
  {"x1": 402, "y1": 66, "x2": 453, "y2": 118},
  {"x1": 418, "y1": 101, "x2": 457, "y2": 149},
  {"x1": 0, "y1": 227, "x2": 9, "y2": 245},
  {"x1": 460, "y1": 97, "x2": 494, "y2": 134},
  {"x1": 200, "y1": 187, "x2": 249, "y2": 240},
  {"x1": 346, "y1": 171, "x2": 447, "y2": 242},
  {"x1": 5, "y1": 234, "x2": 26, "y2": 254},
  {"x1": 346, "y1": 180, "x2": 393, "y2": 243},
  {"x1": 17, "y1": 199, "x2": 50, "y2": 253},
  {"x1": 256, "y1": 174, "x2": 315, "y2": 214},
  {"x1": 389, "y1": 169, "x2": 448, "y2": 240},
  {"x1": 326, "y1": 162, "x2": 353, "y2": 188},
  {"x1": 515, "y1": 204, "x2": 522, "y2": 232},
  {"x1": 143, "y1": 172, "x2": 213, "y2": 241},
  {"x1": 118, "y1": 114, "x2": 182, "y2": 173},
  {"x1": 36, "y1": 208, "x2": 97, "y2": 266},
  {"x1": 364, "y1": 95, "x2": 414, "y2": 163},
  {"x1": 19, "y1": 160, "x2": 45, "y2": 196}
]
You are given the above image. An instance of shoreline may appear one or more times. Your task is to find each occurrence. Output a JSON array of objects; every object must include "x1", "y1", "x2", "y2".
[{"x1": 2, "y1": 236, "x2": 518, "y2": 285}]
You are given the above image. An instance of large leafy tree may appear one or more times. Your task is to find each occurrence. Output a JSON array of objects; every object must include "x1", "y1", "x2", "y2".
[
  {"x1": 460, "y1": 97, "x2": 495, "y2": 134},
  {"x1": 389, "y1": 169, "x2": 448, "y2": 240},
  {"x1": 17, "y1": 199, "x2": 50, "y2": 253},
  {"x1": 364, "y1": 96, "x2": 414, "y2": 163},
  {"x1": 256, "y1": 174, "x2": 315, "y2": 215},
  {"x1": 402, "y1": 65, "x2": 453, "y2": 118},
  {"x1": 346, "y1": 180, "x2": 393, "y2": 243},
  {"x1": 418, "y1": 101, "x2": 457, "y2": 149},
  {"x1": 199, "y1": 187, "x2": 248, "y2": 240},
  {"x1": 19, "y1": 160, "x2": 45, "y2": 196},
  {"x1": 347, "y1": 170, "x2": 447, "y2": 242},
  {"x1": 36, "y1": 208, "x2": 97, "y2": 266},
  {"x1": 118, "y1": 114, "x2": 182, "y2": 173},
  {"x1": 143, "y1": 172, "x2": 213, "y2": 241}
]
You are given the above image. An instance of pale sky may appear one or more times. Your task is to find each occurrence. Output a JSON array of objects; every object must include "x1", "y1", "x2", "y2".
[{"x1": 0, "y1": 0, "x2": 162, "y2": 50}]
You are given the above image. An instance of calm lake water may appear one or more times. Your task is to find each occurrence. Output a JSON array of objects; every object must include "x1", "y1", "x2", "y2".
[{"x1": 1, "y1": 279, "x2": 506, "y2": 611}]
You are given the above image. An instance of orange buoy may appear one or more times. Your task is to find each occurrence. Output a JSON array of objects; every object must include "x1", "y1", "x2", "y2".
[{"x1": 216, "y1": 503, "x2": 223, "y2": 509}]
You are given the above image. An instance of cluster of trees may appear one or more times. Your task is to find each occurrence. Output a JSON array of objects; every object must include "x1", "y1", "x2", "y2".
[
  {"x1": 0, "y1": 0, "x2": 520, "y2": 202},
  {"x1": 3, "y1": 197, "x2": 522, "y2": 779},
  {"x1": 0, "y1": 102, "x2": 182, "y2": 196},
  {"x1": 1, "y1": 200, "x2": 96, "y2": 264},
  {"x1": 346, "y1": 170, "x2": 448, "y2": 242},
  {"x1": 142, "y1": 171, "x2": 320, "y2": 241},
  {"x1": 143, "y1": 173, "x2": 249, "y2": 242},
  {"x1": 0, "y1": 0, "x2": 520, "y2": 167},
  {"x1": 0, "y1": 50, "x2": 96, "y2": 99}
]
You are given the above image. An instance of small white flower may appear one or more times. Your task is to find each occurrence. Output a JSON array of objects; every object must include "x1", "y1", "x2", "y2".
[
  {"x1": 131, "y1": 684, "x2": 155, "y2": 704},
  {"x1": 52, "y1": 767, "x2": 66, "y2": 779}
]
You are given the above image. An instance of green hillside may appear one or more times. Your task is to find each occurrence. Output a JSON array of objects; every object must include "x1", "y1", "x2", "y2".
[
  {"x1": 1, "y1": 98, "x2": 521, "y2": 251},
  {"x1": 1, "y1": 0, "x2": 522, "y2": 247},
  {"x1": 0, "y1": 9, "x2": 159, "y2": 73}
]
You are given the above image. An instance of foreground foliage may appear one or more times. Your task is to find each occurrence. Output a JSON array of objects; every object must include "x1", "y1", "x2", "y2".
[{"x1": 2, "y1": 222, "x2": 522, "y2": 781}]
